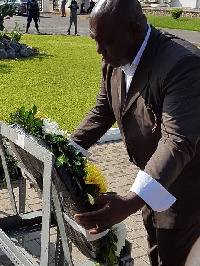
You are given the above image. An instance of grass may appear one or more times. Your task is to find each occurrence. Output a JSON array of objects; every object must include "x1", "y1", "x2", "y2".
[
  {"x1": 0, "y1": 15, "x2": 199, "y2": 133},
  {"x1": 0, "y1": 35, "x2": 102, "y2": 133},
  {"x1": 147, "y1": 15, "x2": 200, "y2": 32}
]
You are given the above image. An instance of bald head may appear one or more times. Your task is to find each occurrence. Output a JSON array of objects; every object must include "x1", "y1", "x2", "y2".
[
  {"x1": 89, "y1": 0, "x2": 147, "y2": 67},
  {"x1": 91, "y1": 0, "x2": 144, "y2": 27}
]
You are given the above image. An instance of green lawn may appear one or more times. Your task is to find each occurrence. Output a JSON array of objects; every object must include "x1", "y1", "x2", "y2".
[
  {"x1": 0, "y1": 15, "x2": 199, "y2": 133},
  {"x1": 147, "y1": 15, "x2": 200, "y2": 32},
  {"x1": 0, "y1": 35, "x2": 102, "y2": 133}
]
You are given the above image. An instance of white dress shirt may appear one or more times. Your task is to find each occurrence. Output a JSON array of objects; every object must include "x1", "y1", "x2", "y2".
[{"x1": 121, "y1": 23, "x2": 176, "y2": 212}]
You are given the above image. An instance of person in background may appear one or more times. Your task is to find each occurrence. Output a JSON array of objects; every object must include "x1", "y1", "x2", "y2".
[
  {"x1": 71, "y1": 0, "x2": 200, "y2": 265},
  {"x1": 25, "y1": 0, "x2": 40, "y2": 34},
  {"x1": 61, "y1": 0, "x2": 67, "y2": 17},
  {"x1": 67, "y1": 0, "x2": 79, "y2": 36},
  {"x1": 87, "y1": 0, "x2": 95, "y2": 14}
]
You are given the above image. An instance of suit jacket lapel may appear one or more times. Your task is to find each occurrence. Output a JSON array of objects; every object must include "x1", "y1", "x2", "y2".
[
  {"x1": 122, "y1": 27, "x2": 159, "y2": 116},
  {"x1": 109, "y1": 68, "x2": 124, "y2": 121},
  {"x1": 121, "y1": 72, "x2": 126, "y2": 115}
]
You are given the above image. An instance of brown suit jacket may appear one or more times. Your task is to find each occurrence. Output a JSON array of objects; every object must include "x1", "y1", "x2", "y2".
[{"x1": 71, "y1": 26, "x2": 200, "y2": 229}]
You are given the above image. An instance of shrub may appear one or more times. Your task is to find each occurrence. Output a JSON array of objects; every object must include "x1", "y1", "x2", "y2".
[
  {"x1": 10, "y1": 22, "x2": 23, "y2": 42},
  {"x1": 170, "y1": 8, "x2": 183, "y2": 20},
  {"x1": 0, "y1": 3, "x2": 15, "y2": 31},
  {"x1": 0, "y1": 28, "x2": 10, "y2": 40}
]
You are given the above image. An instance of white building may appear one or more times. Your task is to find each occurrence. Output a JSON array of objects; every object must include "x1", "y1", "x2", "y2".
[
  {"x1": 42, "y1": 0, "x2": 95, "y2": 14},
  {"x1": 141, "y1": 0, "x2": 200, "y2": 8},
  {"x1": 41, "y1": 0, "x2": 200, "y2": 13},
  {"x1": 170, "y1": 0, "x2": 200, "y2": 8}
]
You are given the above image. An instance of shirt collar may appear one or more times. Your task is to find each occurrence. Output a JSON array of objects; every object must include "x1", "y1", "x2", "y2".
[{"x1": 121, "y1": 23, "x2": 151, "y2": 77}]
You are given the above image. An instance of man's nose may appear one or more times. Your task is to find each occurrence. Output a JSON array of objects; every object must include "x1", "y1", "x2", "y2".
[{"x1": 96, "y1": 42, "x2": 106, "y2": 55}]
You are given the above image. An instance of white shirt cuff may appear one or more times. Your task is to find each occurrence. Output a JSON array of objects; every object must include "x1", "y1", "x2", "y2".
[{"x1": 130, "y1": 170, "x2": 176, "y2": 212}]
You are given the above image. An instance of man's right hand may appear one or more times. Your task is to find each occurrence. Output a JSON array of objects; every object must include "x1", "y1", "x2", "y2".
[{"x1": 74, "y1": 192, "x2": 145, "y2": 234}]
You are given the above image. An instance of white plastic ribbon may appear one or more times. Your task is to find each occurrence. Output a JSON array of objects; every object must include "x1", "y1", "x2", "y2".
[
  {"x1": 63, "y1": 212, "x2": 109, "y2": 241},
  {"x1": 69, "y1": 139, "x2": 91, "y2": 158}
]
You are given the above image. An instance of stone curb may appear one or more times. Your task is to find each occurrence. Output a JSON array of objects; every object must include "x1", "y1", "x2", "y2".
[{"x1": 98, "y1": 128, "x2": 122, "y2": 143}]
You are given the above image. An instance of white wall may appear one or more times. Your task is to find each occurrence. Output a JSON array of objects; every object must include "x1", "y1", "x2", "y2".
[
  {"x1": 43, "y1": 0, "x2": 54, "y2": 12},
  {"x1": 169, "y1": 0, "x2": 198, "y2": 8},
  {"x1": 140, "y1": 0, "x2": 199, "y2": 7},
  {"x1": 45, "y1": 0, "x2": 200, "y2": 13}
]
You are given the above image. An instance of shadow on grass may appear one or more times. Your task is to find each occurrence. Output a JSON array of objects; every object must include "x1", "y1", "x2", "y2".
[
  {"x1": 21, "y1": 52, "x2": 53, "y2": 62},
  {"x1": 0, "y1": 64, "x2": 12, "y2": 74},
  {"x1": 0, "y1": 51, "x2": 52, "y2": 74},
  {"x1": 24, "y1": 47, "x2": 53, "y2": 61}
]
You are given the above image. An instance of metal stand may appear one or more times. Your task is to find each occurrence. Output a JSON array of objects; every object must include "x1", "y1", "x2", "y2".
[
  {"x1": 0, "y1": 121, "x2": 134, "y2": 266},
  {"x1": 0, "y1": 122, "x2": 73, "y2": 266}
]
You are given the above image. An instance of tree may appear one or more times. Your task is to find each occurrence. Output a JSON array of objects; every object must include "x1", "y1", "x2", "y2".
[{"x1": 0, "y1": 3, "x2": 15, "y2": 31}]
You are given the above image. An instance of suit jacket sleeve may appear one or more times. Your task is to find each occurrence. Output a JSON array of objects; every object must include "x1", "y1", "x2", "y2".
[
  {"x1": 70, "y1": 61, "x2": 116, "y2": 150},
  {"x1": 144, "y1": 54, "x2": 200, "y2": 189}
]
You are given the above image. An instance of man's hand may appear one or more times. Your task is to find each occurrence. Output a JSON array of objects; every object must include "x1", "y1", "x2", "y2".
[{"x1": 74, "y1": 192, "x2": 145, "y2": 234}]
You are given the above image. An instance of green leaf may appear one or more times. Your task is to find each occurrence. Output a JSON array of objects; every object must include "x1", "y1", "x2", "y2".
[
  {"x1": 74, "y1": 161, "x2": 81, "y2": 166},
  {"x1": 108, "y1": 248, "x2": 117, "y2": 265},
  {"x1": 25, "y1": 111, "x2": 29, "y2": 118},
  {"x1": 87, "y1": 193, "x2": 94, "y2": 205},
  {"x1": 56, "y1": 155, "x2": 69, "y2": 167},
  {"x1": 29, "y1": 114, "x2": 34, "y2": 120},
  {"x1": 32, "y1": 105, "x2": 37, "y2": 115},
  {"x1": 20, "y1": 106, "x2": 25, "y2": 114},
  {"x1": 55, "y1": 159, "x2": 62, "y2": 167}
]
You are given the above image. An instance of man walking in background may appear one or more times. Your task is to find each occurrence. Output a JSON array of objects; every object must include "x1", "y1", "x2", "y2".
[
  {"x1": 25, "y1": 0, "x2": 40, "y2": 34},
  {"x1": 67, "y1": 0, "x2": 79, "y2": 36},
  {"x1": 87, "y1": 0, "x2": 95, "y2": 14},
  {"x1": 61, "y1": 0, "x2": 67, "y2": 17}
]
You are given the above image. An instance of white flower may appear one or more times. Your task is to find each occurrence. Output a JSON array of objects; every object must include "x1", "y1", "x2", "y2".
[
  {"x1": 42, "y1": 118, "x2": 68, "y2": 136},
  {"x1": 111, "y1": 222, "x2": 127, "y2": 256}
]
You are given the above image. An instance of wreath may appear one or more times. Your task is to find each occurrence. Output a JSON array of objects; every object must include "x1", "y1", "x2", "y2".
[{"x1": 7, "y1": 105, "x2": 127, "y2": 266}]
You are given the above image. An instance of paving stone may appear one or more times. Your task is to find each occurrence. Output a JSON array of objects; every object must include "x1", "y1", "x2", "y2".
[
  {"x1": 141, "y1": 254, "x2": 150, "y2": 264},
  {"x1": 134, "y1": 257, "x2": 150, "y2": 266},
  {"x1": 129, "y1": 240, "x2": 139, "y2": 249},
  {"x1": 131, "y1": 246, "x2": 148, "y2": 258},
  {"x1": 135, "y1": 237, "x2": 149, "y2": 250},
  {"x1": 25, "y1": 197, "x2": 42, "y2": 205}
]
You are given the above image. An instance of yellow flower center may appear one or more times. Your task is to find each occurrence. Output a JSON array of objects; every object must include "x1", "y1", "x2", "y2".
[
  {"x1": 84, "y1": 161, "x2": 108, "y2": 194},
  {"x1": 34, "y1": 111, "x2": 48, "y2": 119}
]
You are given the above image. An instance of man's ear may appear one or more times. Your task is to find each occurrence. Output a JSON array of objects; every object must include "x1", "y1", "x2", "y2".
[{"x1": 129, "y1": 22, "x2": 141, "y2": 37}]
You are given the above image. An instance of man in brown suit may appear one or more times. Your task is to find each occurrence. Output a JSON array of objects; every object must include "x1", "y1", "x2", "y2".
[{"x1": 72, "y1": 0, "x2": 200, "y2": 265}]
